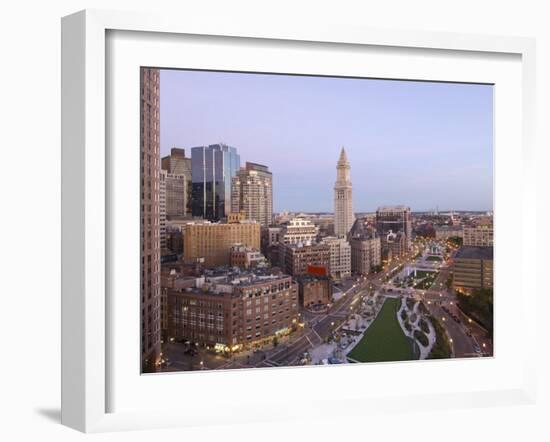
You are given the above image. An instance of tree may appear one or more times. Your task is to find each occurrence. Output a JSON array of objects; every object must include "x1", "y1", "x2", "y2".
[
  {"x1": 447, "y1": 236, "x2": 463, "y2": 247},
  {"x1": 456, "y1": 288, "x2": 493, "y2": 334},
  {"x1": 371, "y1": 264, "x2": 383, "y2": 274}
]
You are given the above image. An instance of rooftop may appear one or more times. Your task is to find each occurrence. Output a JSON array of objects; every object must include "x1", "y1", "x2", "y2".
[
  {"x1": 435, "y1": 225, "x2": 462, "y2": 230},
  {"x1": 377, "y1": 205, "x2": 411, "y2": 212},
  {"x1": 294, "y1": 274, "x2": 331, "y2": 283},
  {"x1": 455, "y1": 246, "x2": 493, "y2": 260}
]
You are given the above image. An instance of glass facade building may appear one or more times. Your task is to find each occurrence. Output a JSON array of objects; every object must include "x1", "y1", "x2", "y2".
[{"x1": 191, "y1": 144, "x2": 240, "y2": 221}]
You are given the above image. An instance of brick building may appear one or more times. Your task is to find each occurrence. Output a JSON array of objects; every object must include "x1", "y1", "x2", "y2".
[
  {"x1": 166, "y1": 271, "x2": 299, "y2": 350},
  {"x1": 280, "y1": 242, "x2": 331, "y2": 277},
  {"x1": 296, "y1": 276, "x2": 332, "y2": 309}
]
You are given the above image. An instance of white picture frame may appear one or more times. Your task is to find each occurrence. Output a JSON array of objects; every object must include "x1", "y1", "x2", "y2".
[{"x1": 61, "y1": 9, "x2": 537, "y2": 433}]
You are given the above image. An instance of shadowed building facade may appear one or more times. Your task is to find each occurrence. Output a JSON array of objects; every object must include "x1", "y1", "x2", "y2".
[
  {"x1": 350, "y1": 235, "x2": 381, "y2": 275},
  {"x1": 161, "y1": 147, "x2": 192, "y2": 216},
  {"x1": 140, "y1": 67, "x2": 161, "y2": 371}
]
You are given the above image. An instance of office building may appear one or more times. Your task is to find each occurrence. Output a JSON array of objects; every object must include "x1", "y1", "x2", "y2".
[
  {"x1": 183, "y1": 217, "x2": 261, "y2": 267},
  {"x1": 140, "y1": 68, "x2": 161, "y2": 371},
  {"x1": 453, "y1": 246, "x2": 494, "y2": 293},
  {"x1": 280, "y1": 242, "x2": 331, "y2": 277},
  {"x1": 434, "y1": 225, "x2": 463, "y2": 240},
  {"x1": 231, "y1": 162, "x2": 273, "y2": 227},
  {"x1": 165, "y1": 173, "x2": 187, "y2": 218},
  {"x1": 280, "y1": 217, "x2": 318, "y2": 244},
  {"x1": 166, "y1": 270, "x2": 299, "y2": 350},
  {"x1": 321, "y1": 236, "x2": 351, "y2": 278},
  {"x1": 191, "y1": 143, "x2": 240, "y2": 221},
  {"x1": 161, "y1": 147, "x2": 192, "y2": 216},
  {"x1": 463, "y1": 225, "x2": 494, "y2": 247},
  {"x1": 162, "y1": 147, "x2": 192, "y2": 176},
  {"x1": 350, "y1": 235, "x2": 382, "y2": 275},
  {"x1": 261, "y1": 226, "x2": 283, "y2": 266},
  {"x1": 376, "y1": 205, "x2": 412, "y2": 256},
  {"x1": 159, "y1": 169, "x2": 167, "y2": 250}
]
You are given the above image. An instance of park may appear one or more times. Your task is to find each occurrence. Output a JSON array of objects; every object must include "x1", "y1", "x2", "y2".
[{"x1": 347, "y1": 297, "x2": 417, "y2": 363}]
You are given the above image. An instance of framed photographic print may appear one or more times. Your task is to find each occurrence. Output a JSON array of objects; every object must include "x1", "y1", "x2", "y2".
[{"x1": 61, "y1": 9, "x2": 537, "y2": 432}]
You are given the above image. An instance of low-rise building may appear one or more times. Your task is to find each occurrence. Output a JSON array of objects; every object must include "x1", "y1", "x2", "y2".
[
  {"x1": 463, "y1": 225, "x2": 493, "y2": 246},
  {"x1": 382, "y1": 230, "x2": 407, "y2": 260},
  {"x1": 280, "y1": 242, "x2": 331, "y2": 277},
  {"x1": 452, "y1": 246, "x2": 493, "y2": 293},
  {"x1": 166, "y1": 270, "x2": 299, "y2": 350},
  {"x1": 295, "y1": 275, "x2": 332, "y2": 309},
  {"x1": 230, "y1": 245, "x2": 268, "y2": 269},
  {"x1": 434, "y1": 225, "x2": 463, "y2": 240},
  {"x1": 280, "y1": 217, "x2": 318, "y2": 244},
  {"x1": 183, "y1": 215, "x2": 260, "y2": 267},
  {"x1": 261, "y1": 226, "x2": 283, "y2": 266}
]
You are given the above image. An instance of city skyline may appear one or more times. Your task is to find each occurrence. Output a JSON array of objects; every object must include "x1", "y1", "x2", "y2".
[
  {"x1": 160, "y1": 69, "x2": 493, "y2": 213},
  {"x1": 142, "y1": 67, "x2": 494, "y2": 372}
]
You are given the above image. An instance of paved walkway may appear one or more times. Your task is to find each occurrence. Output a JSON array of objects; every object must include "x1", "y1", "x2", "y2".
[{"x1": 396, "y1": 297, "x2": 436, "y2": 359}]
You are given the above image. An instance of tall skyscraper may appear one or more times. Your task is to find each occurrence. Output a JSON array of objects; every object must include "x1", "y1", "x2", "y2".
[
  {"x1": 162, "y1": 147, "x2": 192, "y2": 177},
  {"x1": 165, "y1": 173, "x2": 187, "y2": 218},
  {"x1": 191, "y1": 143, "x2": 240, "y2": 221},
  {"x1": 140, "y1": 68, "x2": 161, "y2": 372},
  {"x1": 334, "y1": 147, "x2": 354, "y2": 238},
  {"x1": 161, "y1": 147, "x2": 192, "y2": 217},
  {"x1": 159, "y1": 169, "x2": 167, "y2": 250},
  {"x1": 231, "y1": 162, "x2": 273, "y2": 227}
]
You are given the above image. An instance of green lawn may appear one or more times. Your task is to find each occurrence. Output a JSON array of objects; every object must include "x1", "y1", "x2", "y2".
[
  {"x1": 412, "y1": 270, "x2": 436, "y2": 279},
  {"x1": 399, "y1": 270, "x2": 439, "y2": 290},
  {"x1": 347, "y1": 298, "x2": 416, "y2": 363}
]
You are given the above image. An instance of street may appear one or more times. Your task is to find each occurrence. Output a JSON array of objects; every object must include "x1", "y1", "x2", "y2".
[{"x1": 162, "y1": 239, "x2": 492, "y2": 371}]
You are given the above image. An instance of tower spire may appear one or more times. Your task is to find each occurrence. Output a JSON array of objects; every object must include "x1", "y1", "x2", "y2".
[{"x1": 338, "y1": 146, "x2": 348, "y2": 165}]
